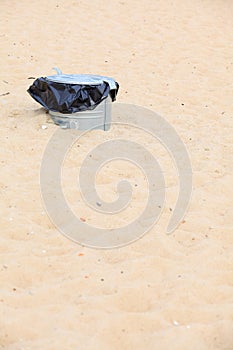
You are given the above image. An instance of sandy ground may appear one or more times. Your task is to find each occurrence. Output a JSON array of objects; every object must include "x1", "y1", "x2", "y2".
[{"x1": 1, "y1": 0, "x2": 233, "y2": 349}]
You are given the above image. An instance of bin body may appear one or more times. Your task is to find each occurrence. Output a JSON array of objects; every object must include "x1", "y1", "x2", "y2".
[{"x1": 49, "y1": 96, "x2": 112, "y2": 130}]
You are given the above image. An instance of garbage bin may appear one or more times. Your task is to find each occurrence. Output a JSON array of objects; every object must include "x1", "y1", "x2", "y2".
[{"x1": 27, "y1": 69, "x2": 119, "y2": 131}]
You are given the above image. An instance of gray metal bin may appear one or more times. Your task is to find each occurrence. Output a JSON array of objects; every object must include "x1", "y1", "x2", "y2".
[
  {"x1": 46, "y1": 70, "x2": 117, "y2": 131},
  {"x1": 49, "y1": 96, "x2": 112, "y2": 131}
]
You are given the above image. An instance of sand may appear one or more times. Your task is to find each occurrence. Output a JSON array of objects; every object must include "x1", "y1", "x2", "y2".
[{"x1": 0, "y1": 0, "x2": 233, "y2": 349}]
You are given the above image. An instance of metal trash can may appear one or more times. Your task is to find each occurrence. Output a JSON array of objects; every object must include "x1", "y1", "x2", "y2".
[
  {"x1": 27, "y1": 68, "x2": 119, "y2": 131},
  {"x1": 49, "y1": 95, "x2": 112, "y2": 131}
]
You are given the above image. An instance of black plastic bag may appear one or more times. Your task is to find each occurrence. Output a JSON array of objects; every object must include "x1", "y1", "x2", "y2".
[{"x1": 27, "y1": 74, "x2": 119, "y2": 114}]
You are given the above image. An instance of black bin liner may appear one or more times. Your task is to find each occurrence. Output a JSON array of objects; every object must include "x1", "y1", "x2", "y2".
[{"x1": 27, "y1": 73, "x2": 119, "y2": 114}]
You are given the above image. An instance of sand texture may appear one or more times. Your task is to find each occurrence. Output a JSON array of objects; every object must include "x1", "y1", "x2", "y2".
[{"x1": 0, "y1": 0, "x2": 233, "y2": 349}]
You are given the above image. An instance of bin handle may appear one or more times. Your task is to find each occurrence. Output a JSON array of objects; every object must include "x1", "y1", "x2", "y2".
[{"x1": 52, "y1": 67, "x2": 62, "y2": 75}]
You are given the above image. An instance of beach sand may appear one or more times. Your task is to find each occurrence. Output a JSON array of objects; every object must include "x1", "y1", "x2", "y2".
[{"x1": 0, "y1": 0, "x2": 233, "y2": 349}]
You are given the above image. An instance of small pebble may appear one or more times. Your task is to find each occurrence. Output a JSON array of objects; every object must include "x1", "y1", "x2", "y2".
[
  {"x1": 41, "y1": 125, "x2": 47, "y2": 130},
  {"x1": 96, "y1": 202, "x2": 102, "y2": 207},
  {"x1": 173, "y1": 320, "x2": 179, "y2": 326},
  {"x1": 0, "y1": 92, "x2": 10, "y2": 97},
  {"x1": 80, "y1": 217, "x2": 86, "y2": 222}
]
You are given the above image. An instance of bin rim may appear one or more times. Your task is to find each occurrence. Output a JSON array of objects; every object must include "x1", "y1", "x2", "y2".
[{"x1": 46, "y1": 69, "x2": 117, "y2": 89}]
